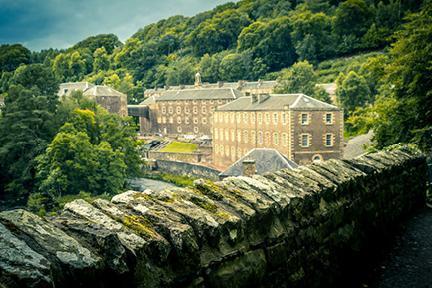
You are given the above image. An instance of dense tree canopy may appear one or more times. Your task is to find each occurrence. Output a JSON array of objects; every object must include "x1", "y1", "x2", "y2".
[{"x1": 0, "y1": 44, "x2": 31, "y2": 72}]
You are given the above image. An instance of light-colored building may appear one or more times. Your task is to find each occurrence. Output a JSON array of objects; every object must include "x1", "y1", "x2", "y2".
[
  {"x1": 58, "y1": 82, "x2": 128, "y2": 116},
  {"x1": 212, "y1": 93, "x2": 344, "y2": 169}
]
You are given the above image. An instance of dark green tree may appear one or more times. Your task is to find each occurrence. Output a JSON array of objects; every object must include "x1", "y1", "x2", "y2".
[
  {"x1": 0, "y1": 44, "x2": 31, "y2": 72},
  {"x1": 275, "y1": 60, "x2": 317, "y2": 95},
  {"x1": 336, "y1": 71, "x2": 371, "y2": 114}
]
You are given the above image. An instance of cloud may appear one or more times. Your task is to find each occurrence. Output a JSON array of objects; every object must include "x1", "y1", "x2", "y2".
[{"x1": 0, "y1": 0, "x2": 234, "y2": 51}]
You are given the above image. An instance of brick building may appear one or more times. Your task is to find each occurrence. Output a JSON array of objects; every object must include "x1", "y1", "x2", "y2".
[
  {"x1": 212, "y1": 94, "x2": 343, "y2": 169},
  {"x1": 58, "y1": 82, "x2": 128, "y2": 116}
]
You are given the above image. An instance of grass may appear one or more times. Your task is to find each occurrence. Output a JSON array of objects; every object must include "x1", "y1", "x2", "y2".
[
  {"x1": 158, "y1": 141, "x2": 198, "y2": 153},
  {"x1": 316, "y1": 51, "x2": 384, "y2": 82},
  {"x1": 141, "y1": 171, "x2": 196, "y2": 187}
]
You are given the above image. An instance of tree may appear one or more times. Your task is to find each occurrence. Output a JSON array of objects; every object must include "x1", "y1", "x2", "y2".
[
  {"x1": 0, "y1": 85, "x2": 57, "y2": 204},
  {"x1": 334, "y1": 0, "x2": 372, "y2": 37},
  {"x1": 275, "y1": 60, "x2": 317, "y2": 95},
  {"x1": 11, "y1": 64, "x2": 59, "y2": 98},
  {"x1": 336, "y1": 71, "x2": 371, "y2": 115},
  {"x1": 72, "y1": 34, "x2": 122, "y2": 54},
  {"x1": 0, "y1": 44, "x2": 31, "y2": 72},
  {"x1": 93, "y1": 47, "x2": 110, "y2": 72},
  {"x1": 313, "y1": 86, "x2": 332, "y2": 103},
  {"x1": 371, "y1": 2, "x2": 432, "y2": 151}
]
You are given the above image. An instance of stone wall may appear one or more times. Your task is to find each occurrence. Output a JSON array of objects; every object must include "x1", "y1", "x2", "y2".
[
  {"x1": 148, "y1": 150, "x2": 212, "y2": 164},
  {"x1": 0, "y1": 148, "x2": 428, "y2": 288},
  {"x1": 154, "y1": 160, "x2": 221, "y2": 181}
]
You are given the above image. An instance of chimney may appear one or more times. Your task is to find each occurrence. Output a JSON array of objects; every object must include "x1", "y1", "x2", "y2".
[
  {"x1": 242, "y1": 159, "x2": 256, "y2": 177},
  {"x1": 217, "y1": 81, "x2": 224, "y2": 88},
  {"x1": 251, "y1": 93, "x2": 258, "y2": 103},
  {"x1": 258, "y1": 93, "x2": 269, "y2": 103}
]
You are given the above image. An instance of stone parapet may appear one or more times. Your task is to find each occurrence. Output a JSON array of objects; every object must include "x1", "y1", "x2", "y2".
[{"x1": 0, "y1": 147, "x2": 428, "y2": 288}]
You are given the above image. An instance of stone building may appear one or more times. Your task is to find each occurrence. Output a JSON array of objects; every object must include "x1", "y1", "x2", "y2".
[
  {"x1": 58, "y1": 82, "x2": 128, "y2": 116},
  {"x1": 138, "y1": 87, "x2": 242, "y2": 137},
  {"x1": 212, "y1": 93, "x2": 343, "y2": 168}
]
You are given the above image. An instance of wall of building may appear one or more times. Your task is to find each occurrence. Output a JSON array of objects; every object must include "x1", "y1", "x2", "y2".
[
  {"x1": 291, "y1": 109, "x2": 343, "y2": 165},
  {"x1": 0, "y1": 148, "x2": 427, "y2": 288},
  {"x1": 148, "y1": 150, "x2": 212, "y2": 164},
  {"x1": 95, "y1": 95, "x2": 128, "y2": 117}
]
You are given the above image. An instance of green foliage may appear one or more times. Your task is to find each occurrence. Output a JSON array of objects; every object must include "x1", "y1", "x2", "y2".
[
  {"x1": 275, "y1": 60, "x2": 317, "y2": 95},
  {"x1": 313, "y1": 86, "x2": 332, "y2": 103},
  {"x1": 159, "y1": 141, "x2": 198, "y2": 153},
  {"x1": 72, "y1": 34, "x2": 122, "y2": 54},
  {"x1": 141, "y1": 171, "x2": 195, "y2": 187},
  {"x1": 93, "y1": 47, "x2": 110, "y2": 72},
  {"x1": 0, "y1": 44, "x2": 31, "y2": 72},
  {"x1": 370, "y1": 2, "x2": 432, "y2": 151},
  {"x1": 336, "y1": 71, "x2": 371, "y2": 114}
]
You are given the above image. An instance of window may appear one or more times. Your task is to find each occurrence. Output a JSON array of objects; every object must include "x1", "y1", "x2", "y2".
[
  {"x1": 251, "y1": 113, "x2": 256, "y2": 124},
  {"x1": 177, "y1": 117, "x2": 181, "y2": 124},
  {"x1": 177, "y1": 126, "x2": 182, "y2": 133},
  {"x1": 251, "y1": 131, "x2": 256, "y2": 144},
  {"x1": 282, "y1": 133, "x2": 288, "y2": 146},
  {"x1": 224, "y1": 112, "x2": 229, "y2": 123},
  {"x1": 218, "y1": 100, "x2": 224, "y2": 104},
  {"x1": 202, "y1": 118, "x2": 207, "y2": 124},
  {"x1": 236, "y1": 113, "x2": 241, "y2": 124},
  {"x1": 215, "y1": 129, "x2": 219, "y2": 140},
  {"x1": 162, "y1": 117, "x2": 166, "y2": 124},
  {"x1": 176, "y1": 106, "x2": 181, "y2": 114},
  {"x1": 258, "y1": 131, "x2": 263, "y2": 145},
  {"x1": 244, "y1": 130, "x2": 249, "y2": 143},
  {"x1": 185, "y1": 106, "x2": 190, "y2": 114},
  {"x1": 219, "y1": 128, "x2": 224, "y2": 141},
  {"x1": 168, "y1": 106, "x2": 173, "y2": 114},
  {"x1": 258, "y1": 113, "x2": 263, "y2": 124},
  {"x1": 273, "y1": 113, "x2": 278, "y2": 125},
  {"x1": 214, "y1": 144, "x2": 219, "y2": 155},
  {"x1": 193, "y1": 117, "x2": 198, "y2": 124},
  {"x1": 243, "y1": 112, "x2": 249, "y2": 124},
  {"x1": 231, "y1": 129, "x2": 235, "y2": 141},
  {"x1": 210, "y1": 106, "x2": 215, "y2": 112},
  {"x1": 220, "y1": 144, "x2": 224, "y2": 155},
  {"x1": 193, "y1": 106, "x2": 198, "y2": 114},
  {"x1": 161, "y1": 106, "x2": 167, "y2": 114},
  {"x1": 194, "y1": 127, "x2": 199, "y2": 133},
  {"x1": 237, "y1": 130, "x2": 242, "y2": 142},
  {"x1": 225, "y1": 129, "x2": 229, "y2": 141},
  {"x1": 202, "y1": 106, "x2": 207, "y2": 114},
  {"x1": 193, "y1": 100, "x2": 197, "y2": 105},
  {"x1": 325, "y1": 133, "x2": 334, "y2": 147},
  {"x1": 185, "y1": 117, "x2": 189, "y2": 124},
  {"x1": 210, "y1": 100, "x2": 214, "y2": 104},
  {"x1": 169, "y1": 117, "x2": 173, "y2": 124},
  {"x1": 237, "y1": 147, "x2": 242, "y2": 158},
  {"x1": 157, "y1": 117, "x2": 162, "y2": 124},
  {"x1": 301, "y1": 134, "x2": 310, "y2": 147},
  {"x1": 225, "y1": 145, "x2": 230, "y2": 157},
  {"x1": 231, "y1": 146, "x2": 236, "y2": 161},
  {"x1": 312, "y1": 154, "x2": 323, "y2": 162},
  {"x1": 265, "y1": 113, "x2": 270, "y2": 124},
  {"x1": 282, "y1": 113, "x2": 287, "y2": 125},
  {"x1": 273, "y1": 132, "x2": 279, "y2": 145},
  {"x1": 230, "y1": 112, "x2": 235, "y2": 123},
  {"x1": 325, "y1": 113, "x2": 333, "y2": 124},
  {"x1": 301, "y1": 113, "x2": 309, "y2": 125},
  {"x1": 265, "y1": 132, "x2": 271, "y2": 145}
]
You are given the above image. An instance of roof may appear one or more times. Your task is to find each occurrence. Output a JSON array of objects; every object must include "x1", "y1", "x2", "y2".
[
  {"x1": 58, "y1": 82, "x2": 94, "y2": 96},
  {"x1": 155, "y1": 88, "x2": 242, "y2": 101},
  {"x1": 140, "y1": 95, "x2": 157, "y2": 105},
  {"x1": 216, "y1": 94, "x2": 339, "y2": 111},
  {"x1": 220, "y1": 148, "x2": 298, "y2": 177},
  {"x1": 83, "y1": 85, "x2": 126, "y2": 98}
]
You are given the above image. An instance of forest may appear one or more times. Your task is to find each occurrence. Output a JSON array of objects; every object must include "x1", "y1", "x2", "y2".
[{"x1": 0, "y1": 0, "x2": 431, "y2": 211}]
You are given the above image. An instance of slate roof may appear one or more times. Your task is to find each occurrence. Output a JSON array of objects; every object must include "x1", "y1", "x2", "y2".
[
  {"x1": 58, "y1": 82, "x2": 94, "y2": 96},
  {"x1": 83, "y1": 85, "x2": 126, "y2": 97},
  {"x1": 155, "y1": 88, "x2": 242, "y2": 101},
  {"x1": 216, "y1": 94, "x2": 339, "y2": 111},
  {"x1": 220, "y1": 148, "x2": 298, "y2": 178}
]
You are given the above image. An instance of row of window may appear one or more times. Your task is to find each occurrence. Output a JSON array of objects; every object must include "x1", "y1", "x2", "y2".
[
  {"x1": 161, "y1": 105, "x2": 215, "y2": 115},
  {"x1": 161, "y1": 99, "x2": 225, "y2": 106},
  {"x1": 214, "y1": 128, "x2": 290, "y2": 146},
  {"x1": 300, "y1": 133, "x2": 334, "y2": 147},
  {"x1": 214, "y1": 144, "x2": 251, "y2": 160},
  {"x1": 157, "y1": 117, "x2": 208, "y2": 125},
  {"x1": 176, "y1": 126, "x2": 199, "y2": 133},
  {"x1": 214, "y1": 128, "x2": 335, "y2": 148},
  {"x1": 214, "y1": 112, "x2": 335, "y2": 125}
]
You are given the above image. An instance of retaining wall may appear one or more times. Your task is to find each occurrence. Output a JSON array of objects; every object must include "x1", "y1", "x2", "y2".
[{"x1": 0, "y1": 148, "x2": 427, "y2": 288}]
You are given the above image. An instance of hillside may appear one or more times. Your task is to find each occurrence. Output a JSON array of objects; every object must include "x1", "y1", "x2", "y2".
[{"x1": 0, "y1": 0, "x2": 425, "y2": 105}]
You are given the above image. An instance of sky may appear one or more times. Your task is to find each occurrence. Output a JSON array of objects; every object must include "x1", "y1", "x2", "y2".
[{"x1": 0, "y1": 0, "x2": 234, "y2": 51}]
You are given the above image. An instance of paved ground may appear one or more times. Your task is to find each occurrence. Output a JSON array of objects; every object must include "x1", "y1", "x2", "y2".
[
  {"x1": 344, "y1": 130, "x2": 374, "y2": 159},
  {"x1": 127, "y1": 178, "x2": 175, "y2": 192},
  {"x1": 363, "y1": 207, "x2": 432, "y2": 288}
]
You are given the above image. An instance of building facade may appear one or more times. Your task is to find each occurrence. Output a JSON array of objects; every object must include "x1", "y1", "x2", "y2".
[
  {"x1": 212, "y1": 94, "x2": 343, "y2": 169},
  {"x1": 138, "y1": 87, "x2": 242, "y2": 137},
  {"x1": 58, "y1": 82, "x2": 128, "y2": 117}
]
